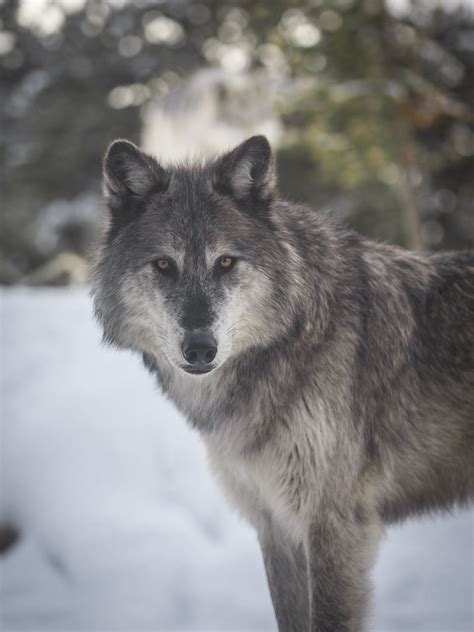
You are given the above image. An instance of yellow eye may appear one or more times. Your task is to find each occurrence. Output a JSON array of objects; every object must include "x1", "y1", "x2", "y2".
[
  {"x1": 218, "y1": 256, "x2": 235, "y2": 270},
  {"x1": 156, "y1": 259, "x2": 170, "y2": 270}
]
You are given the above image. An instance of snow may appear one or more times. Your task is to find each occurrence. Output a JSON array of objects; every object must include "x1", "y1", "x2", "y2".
[{"x1": 0, "y1": 287, "x2": 472, "y2": 632}]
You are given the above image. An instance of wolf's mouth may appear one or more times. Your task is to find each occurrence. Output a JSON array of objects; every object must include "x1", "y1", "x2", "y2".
[{"x1": 182, "y1": 366, "x2": 214, "y2": 375}]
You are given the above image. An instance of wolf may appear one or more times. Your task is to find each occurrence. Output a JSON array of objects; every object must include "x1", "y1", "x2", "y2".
[{"x1": 91, "y1": 135, "x2": 474, "y2": 632}]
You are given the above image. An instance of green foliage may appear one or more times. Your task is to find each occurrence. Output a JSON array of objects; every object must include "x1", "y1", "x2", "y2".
[{"x1": 262, "y1": 0, "x2": 474, "y2": 248}]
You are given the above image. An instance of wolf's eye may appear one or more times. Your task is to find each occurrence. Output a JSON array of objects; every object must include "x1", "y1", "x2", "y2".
[
  {"x1": 152, "y1": 258, "x2": 174, "y2": 274},
  {"x1": 217, "y1": 256, "x2": 236, "y2": 271}
]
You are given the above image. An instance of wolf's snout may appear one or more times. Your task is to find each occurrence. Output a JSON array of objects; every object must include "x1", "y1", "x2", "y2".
[{"x1": 182, "y1": 333, "x2": 217, "y2": 366}]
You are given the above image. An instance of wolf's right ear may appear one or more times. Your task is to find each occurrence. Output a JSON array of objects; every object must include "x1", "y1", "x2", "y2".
[{"x1": 102, "y1": 140, "x2": 169, "y2": 214}]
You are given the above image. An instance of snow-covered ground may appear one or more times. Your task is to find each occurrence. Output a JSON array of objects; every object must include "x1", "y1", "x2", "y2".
[{"x1": 0, "y1": 288, "x2": 472, "y2": 632}]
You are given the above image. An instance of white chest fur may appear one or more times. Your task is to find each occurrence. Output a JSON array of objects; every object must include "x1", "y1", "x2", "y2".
[
  {"x1": 205, "y1": 408, "x2": 335, "y2": 545},
  {"x1": 167, "y1": 369, "x2": 341, "y2": 544}
]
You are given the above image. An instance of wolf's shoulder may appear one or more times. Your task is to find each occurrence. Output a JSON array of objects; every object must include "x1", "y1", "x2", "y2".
[{"x1": 426, "y1": 249, "x2": 474, "y2": 275}]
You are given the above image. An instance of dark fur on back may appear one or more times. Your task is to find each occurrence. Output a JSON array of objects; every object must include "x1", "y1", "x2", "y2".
[{"x1": 92, "y1": 136, "x2": 474, "y2": 632}]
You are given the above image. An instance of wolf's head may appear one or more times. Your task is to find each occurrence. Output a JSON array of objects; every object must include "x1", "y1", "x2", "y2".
[{"x1": 92, "y1": 136, "x2": 308, "y2": 377}]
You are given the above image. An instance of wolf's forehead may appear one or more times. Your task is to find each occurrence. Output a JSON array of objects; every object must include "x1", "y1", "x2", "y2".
[
  {"x1": 143, "y1": 168, "x2": 256, "y2": 258},
  {"x1": 155, "y1": 215, "x2": 240, "y2": 266},
  {"x1": 169, "y1": 167, "x2": 212, "y2": 207}
]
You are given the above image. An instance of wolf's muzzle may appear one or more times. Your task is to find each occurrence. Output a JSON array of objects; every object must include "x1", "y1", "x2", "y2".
[{"x1": 182, "y1": 332, "x2": 217, "y2": 373}]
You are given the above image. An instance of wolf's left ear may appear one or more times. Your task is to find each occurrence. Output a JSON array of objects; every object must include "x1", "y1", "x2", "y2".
[
  {"x1": 213, "y1": 135, "x2": 276, "y2": 201},
  {"x1": 103, "y1": 140, "x2": 169, "y2": 213}
]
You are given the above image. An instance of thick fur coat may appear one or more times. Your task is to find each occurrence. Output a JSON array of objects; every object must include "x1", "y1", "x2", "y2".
[{"x1": 92, "y1": 136, "x2": 474, "y2": 632}]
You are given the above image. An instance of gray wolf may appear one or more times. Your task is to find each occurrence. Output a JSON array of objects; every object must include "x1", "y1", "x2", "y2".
[{"x1": 92, "y1": 135, "x2": 474, "y2": 632}]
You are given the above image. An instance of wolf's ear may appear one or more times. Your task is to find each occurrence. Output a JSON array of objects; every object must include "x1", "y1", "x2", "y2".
[
  {"x1": 213, "y1": 135, "x2": 276, "y2": 202},
  {"x1": 103, "y1": 140, "x2": 169, "y2": 213}
]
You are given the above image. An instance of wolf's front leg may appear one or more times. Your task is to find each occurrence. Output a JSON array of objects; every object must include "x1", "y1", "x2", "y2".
[
  {"x1": 307, "y1": 512, "x2": 382, "y2": 632},
  {"x1": 258, "y1": 519, "x2": 310, "y2": 632}
]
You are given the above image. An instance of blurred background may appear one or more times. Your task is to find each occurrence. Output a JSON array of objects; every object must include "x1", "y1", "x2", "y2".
[
  {"x1": 1, "y1": 1, "x2": 473, "y2": 631},
  {"x1": 2, "y1": 0, "x2": 474, "y2": 285}
]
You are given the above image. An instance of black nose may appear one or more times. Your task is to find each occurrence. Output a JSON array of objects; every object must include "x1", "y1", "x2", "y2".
[{"x1": 182, "y1": 333, "x2": 217, "y2": 365}]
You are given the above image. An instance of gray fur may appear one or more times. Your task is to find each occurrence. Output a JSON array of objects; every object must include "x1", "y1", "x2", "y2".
[{"x1": 92, "y1": 136, "x2": 474, "y2": 632}]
